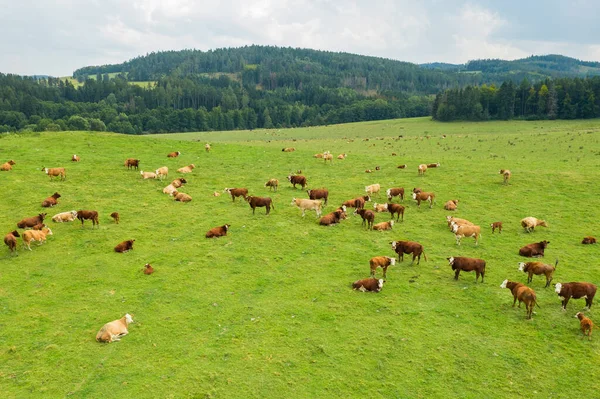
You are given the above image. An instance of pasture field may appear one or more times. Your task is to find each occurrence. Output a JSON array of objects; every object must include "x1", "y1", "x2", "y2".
[{"x1": 1, "y1": 117, "x2": 600, "y2": 398}]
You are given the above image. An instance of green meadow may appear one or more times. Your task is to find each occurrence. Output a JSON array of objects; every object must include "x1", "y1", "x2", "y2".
[{"x1": 1, "y1": 117, "x2": 600, "y2": 398}]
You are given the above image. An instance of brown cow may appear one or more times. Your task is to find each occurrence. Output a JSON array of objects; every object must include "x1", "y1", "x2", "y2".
[
  {"x1": 288, "y1": 175, "x2": 307, "y2": 189},
  {"x1": 282, "y1": 147, "x2": 296, "y2": 152},
  {"x1": 172, "y1": 190, "x2": 192, "y2": 202},
  {"x1": 354, "y1": 208, "x2": 375, "y2": 229},
  {"x1": 386, "y1": 187, "x2": 404, "y2": 202},
  {"x1": 418, "y1": 164, "x2": 427, "y2": 176},
  {"x1": 387, "y1": 203, "x2": 405, "y2": 222},
  {"x1": 352, "y1": 278, "x2": 384, "y2": 292},
  {"x1": 444, "y1": 199, "x2": 458, "y2": 211},
  {"x1": 143, "y1": 263, "x2": 155, "y2": 275},
  {"x1": 373, "y1": 220, "x2": 394, "y2": 231},
  {"x1": 167, "y1": 151, "x2": 181, "y2": 158},
  {"x1": 0, "y1": 160, "x2": 16, "y2": 171},
  {"x1": 427, "y1": 163, "x2": 441, "y2": 168},
  {"x1": 370, "y1": 256, "x2": 396, "y2": 278},
  {"x1": 17, "y1": 213, "x2": 46, "y2": 229},
  {"x1": 246, "y1": 196, "x2": 274, "y2": 215},
  {"x1": 124, "y1": 158, "x2": 140, "y2": 170},
  {"x1": 518, "y1": 260, "x2": 558, "y2": 287},
  {"x1": 555, "y1": 282, "x2": 597, "y2": 310},
  {"x1": 307, "y1": 189, "x2": 329, "y2": 205},
  {"x1": 4, "y1": 230, "x2": 20, "y2": 255},
  {"x1": 110, "y1": 212, "x2": 120, "y2": 224},
  {"x1": 500, "y1": 169, "x2": 511, "y2": 184},
  {"x1": 71, "y1": 154, "x2": 80, "y2": 162},
  {"x1": 342, "y1": 195, "x2": 371, "y2": 210},
  {"x1": 265, "y1": 179, "x2": 279, "y2": 192},
  {"x1": 319, "y1": 207, "x2": 347, "y2": 226},
  {"x1": 32, "y1": 223, "x2": 45, "y2": 230},
  {"x1": 42, "y1": 192, "x2": 61, "y2": 208},
  {"x1": 500, "y1": 280, "x2": 539, "y2": 319},
  {"x1": 77, "y1": 210, "x2": 99, "y2": 229},
  {"x1": 206, "y1": 224, "x2": 230, "y2": 238},
  {"x1": 171, "y1": 178, "x2": 187, "y2": 188},
  {"x1": 42, "y1": 167, "x2": 66, "y2": 181},
  {"x1": 224, "y1": 188, "x2": 248, "y2": 202},
  {"x1": 575, "y1": 312, "x2": 594, "y2": 340},
  {"x1": 412, "y1": 189, "x2": 435, "y2": 208},
  {"x1": 114, "y1": 239, "x2": 135, "y2": 253},
  {"x1": 391, "y1": 240, "x2": 427, "y2": 265},
  {"x1": 447, "y1": 256, "x2": 486, "y2": 282},
  {"x1": 582, "y1": 236, "x2": 597, "y2": 244},
  {"x1": 519, "y1": 241, "x2": 549, "y2": 257},
  {"x1": 397, "y1": 164, "x2": 407, "y2": 169},
  {"x1": 491, "y1": 221, "x2": 503, "y2": 234}
]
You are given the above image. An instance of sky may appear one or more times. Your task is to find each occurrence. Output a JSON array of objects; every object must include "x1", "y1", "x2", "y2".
[{"x1": 1, "y1": 0, "x2": 599, "y2": 77}]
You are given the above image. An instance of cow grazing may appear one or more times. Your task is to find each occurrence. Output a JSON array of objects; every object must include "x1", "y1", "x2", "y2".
[
  {"x1": 140, "y1": 171, "x2": 157, "y2": 179},
  {"x1": 418, "y1": 164, "x2": 427, "y2": 176},
  {"x1": 365, "y1": 183, "x2": 381, "y2": 196},
  {"x1": 500, "y1": 169, "x2": 511, "y2": 184},
  {"x1": 144, "y1": 263, "x2": 155, "y2": 275},
  {"x1": 177, "y1": 164, "x2": 195, "y2": 173},
  {"x1": 171, "y1": 178, "x2": 187, "y2": 188},
  {"x1": 386, "y1": 187, "x2": 404, "y2": 202},
  {"x1": 500, "y1": 280, "x2": 539, "y2": 319},
  {"x1": 22, "y1": 227, "x2": 53, "y2": 251},
  {"x1": 518, "y1": 260, "x2": 558, "y2": 287},
  {"x1": 412, "y1": 189, "x2": 435, "y2": 208},
  {"x1": 491, "y1": 221, "x2": 503, "y2": 234},
  {"x1": 224, "y1": 187, "x2": 248, "y2": 202},
  {"x1": 265, "y1": 178, "x2": 279, "y2": 192},
  {"x1": 206, "y1": 224, "x2": 230, "y2": 238},
  {"x1": 71, "y1": 154, "x2": 80, "y2": 162},
  {"x1": 114, "y1": 239, "x2": 135, "y2": 253},
  {"x1": 354, "y1": 208, "x2": 375, "y2": 229},
  {"x1": 575, "y1": 312, "x2": 594, "y2": 340},
  {"x1": 427, "y1": 162, "x2": 441, "y2": 168},
  {"x1": 452, "y1": 223, "x2": 481, "y2": 246},
  {"x1": 447, "y1": 256, "x2": 486, "y2": 282},
  {"x1": 247, "y1": 196, "x2": 274, "y2": 215},
  {"x1": 110, "y1": 212, "x2": 120, "y2": 224},
  {"x1": 0, "y1": 160, "x2": 16, "y2": 171},
  {"x1": 42, "y1": 167, "x2": 66, "y2": 181},
  {"x1": 291, "y1": 198, "x2": 323, "y2": 217},
  {"x1": 520, "y1": 217, "x2": 548, "y2": 233},
  {"x1": 17, "y1": 213, "x2": 46, "y2": 229},
  {"x1": 4, "y1": 230, "x2": 20, "y2": 255},
  {"x1": 370, "y1": 256, "x2": 396, "y2": 278},
  {"x1": 41, "y1": 192, "x2": 61, "y2": 208},
  {"x1": 77, "y1": 210, "x2": 99, "y2": 229},
  {"x1": 397, "y1": 164, "x2": 407, "y2": 169},
  {"x1": 124, "y1": 158, "x2": 139, "y2": 170},
  {"x1": 373, "y1": 203, "x2": 388, "y2": 212},
  {"x1": 352, "y1": 278, "x2": 384, "y2": 293},
  {"x1": 307, "y1": 189, "x2": 328, "y2": 205},
  {"x1": 288, "y1": 175, "x2": 307, "y2": 189},
  {"x1": 519, "y1": 241, "x2": 549, "y2": 257},
  {"x1": 342, "y1": 195, "x2": 370, "y2": 210},
  {"x1": 555, "y1": 282, "x2": 597, "y2": 310},
  {"x1": 167, "y1": 151, "x2": 181, "y2": 158},
  {"x1": 172, "y1": 190, "x2": 192, "y2": 202},
  {"x1": 96, "y1": 314, "x2": 133, "y2": 343},
  {"x1": 391, "y1": 240, "x2": 427, "y2": 265},
  {"x1": 52, "y1": 210, "x2": 77, "y2": 223},
  {"x1": 319, "y1": 207, "x2": 347, "y2": 226},
  {"x1": 373, "y1": 220, "x2": 394, "y2": 231},
  {"x1": 205, "y1": 143, "x2": 211, "y2": 152},
  {"x1": 387, "y1": 203, "x2": 405, "y2": 222},
  {"x1": 582, "y1": 236, "x2": 597, "y2": 244},
  {"x1": 282, "y1": 147, "x2": 296, "y2": 152},
  {"x1": 444, "y1": 199, "x2": 458, "y2": 211},
  {"x1": 155, "y1": 166, "x2": 168, "y2": 180}
]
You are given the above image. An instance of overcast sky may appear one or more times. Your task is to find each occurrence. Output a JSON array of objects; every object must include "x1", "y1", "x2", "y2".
[{"x1": 2, "y1": 0, "x2": 599, "y2": 77}]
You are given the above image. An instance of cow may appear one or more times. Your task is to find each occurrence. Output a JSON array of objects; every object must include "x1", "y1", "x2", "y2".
[
  {"x1": 500, "y1": 169, "x2": 511, "y2": 184},
  {"x1": 342, "y1": 195, "x2": 370, "y2": 210},
  {"x1": 391, "y1": 240, "x2": 427, "y2": 265},
  {"x1": 177, "y1": 164, "x2": 195, "y2": 173},
  {"x1": 500, "y1": 280, "x2": 539, "y2": 319},
  {"x1": 412, "y1": 189, "x2": 435, "y2": 208},
  {"x1": 4, "y1": 230, "x2": 20, "y2": 255},
  {"x1": 397, "y1": 164, "x2": 407, "y2": 169},
  {"x1": 365, "y1": 184, "x2": 380, "y2": 196},
  {"x1": 518, "y1": 260, "x2": 558, "y2": 287},
  {"x1": 521, "y1": 217, "x2": 548, "y2": 233},
  {"x1": 452, "y1": 223, "x2": 481, "y2": 246},
  {"x1": 96, "y1": 314, "x2": 134, "y2": 343},
  {"x1": 352, "y1": 278, "x2": 384, "y2": 293},
  {"x1": 418, "y1": 164, "x2": 427, "y2": 176},
  {"x1": 206, "y1": 224, "x2": 230, "y2": 238},
  {"x1": 519, "y1": 241, "x2": 549, "y2": 257},
  {"x1": 52, "y1": 210, "x2": 77, "y2": 223},
  {"x1": 447, "y1": 256, "x2": 486, "y2": 282},
  {"x1": 307, "y1": 189, "x2": 328, "y2": 205},
  {"x1": 77, "y1": 210, "x2": 99, "y2": 229},
  {"x1": 41, "y1": 192, "x2": 61, "y2": 208},
  {"x1": 124, "y1": 158, "x2": 139, "y2": 170},
  {"x1": 373, "y1": 220, "x2": 394, "y2": 231},
  {"x1": 337, "y1": 153, "x2": 347, "y2": 160},
  {"x1": 155, "y1": 166, "x2": 168, "y2": 180},
  {"x1": 444, "y1": 199, "x2": 458, "y2": 211},
  {"x1": 71, "y1": 154, "x2": 80, "y2": 162},
  {"x1": 114, "y1": 239, "x2": 135, "y2": 253},
  {"x1": 491, "y1": 221, "x2": 503, "y2": 234},
  {"x1": 246, "y1": 196, "x2": 274, "y2": 215},
  {"x1": 582, "y1": 236, "x2": 597, "y2": 244},
  {"x1": 17, "y1": 213, "x2": 46, "y2": 229},
  {"x1": 427, "y1": 163, "x2": 441, "y2": 168},
  {"x1": 0, "y1": 160, "x2": 16, "y2": 171},
  {"x1": 387, "y1": 203, "x2": 405, "y2": 222},
  {"x1": 291, "y1": 198, "x2": 323, "y2": 217},
  {"x1": 386, "y1": 187, "x2": 404, "y2": 202},
  {"x1": 140, "y1": 171, "x2": 157, "y2": 179},
  {"x1": 575, "y1": 312, "x2": 594, "y2": 340},
  {"x1": 354, "y1": 208, "x2": 375, "y2": 229},
  {"x1": 373, "y1": 203, "x2": 388, "y2": 212},
  {"x1": 370, "y1": 256, "x2": 396, "y2": 279},
  {"x1": 282, "y1": 147, "x2": 295, "y2": 152},
  {"x1": 167, "y1": 151, "x2": 181, "y2": 158},
  {"x1": 223, "y1": 187, "x2": 248, "y2": 202},
  {"x1": 110, "y1": 212, "x2": 120, "y2": 224},
  {"x1": 171, "y1": 178, "x2": 187, "y2": 188},
  {"x1": 22, "y1": 227, "x2": 53, "y2": 251},
  {"x1": 555, "y1": 282, "x2": 597, "y2": 311},
  {"x1": 205, "y1": 143, "x2": 211, "y2": 152},
  {"x1": 288, "y1": 175, "x2": 307, "y2": 189},
  {"x1": 323, "y1": 152, "x2": 334, "y2": 164},
  {"x1": 172, "y1": 190, "x2": 192, "y2": 202},
  {"x1": 265, "y1": 179, "x2": 279, "y2": 192},
  {"x1": 42, "y1": 167, "x2": 66, "y2": 181},
  {"x1": 143, "y1": 263, "x2": 155, "y2": 275},
  {"x1": 319, "y1": 207, "x2": 347, "y2": 226}
]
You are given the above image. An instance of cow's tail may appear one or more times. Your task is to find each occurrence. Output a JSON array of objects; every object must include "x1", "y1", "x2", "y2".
[
  {"x1": 554, "y1": 259, "x2": 559, "y2": 268},
  {"x1": 271, "y1": 200, "x2": 275, "y2": 210},
  {"x1": 423, "y1": 252, "x2": 428, "y2": 262},
  {"x1": 535, "y1": 299, "x2": 541, "y2": 309}
]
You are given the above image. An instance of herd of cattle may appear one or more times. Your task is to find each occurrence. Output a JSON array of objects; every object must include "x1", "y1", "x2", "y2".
[{"x1": 2, "y1": 143, "x2": 598, "y2": 342}]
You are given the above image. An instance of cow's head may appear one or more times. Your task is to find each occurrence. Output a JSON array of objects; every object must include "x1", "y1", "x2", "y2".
[
  {"x1": 391, "y1": 241, "x2": 397, "y2": 249},
  {"x1": 389, "y1": 257, "x2": 396, "y2": 266},
  {"x1": 223, "y1": 188, "x2": 231, "y2": 193},
  {"x1": 447, "y1": 256, "x2": 455, "y2": 265},
  {"x1": 377, "y1": 279, "x2": 384, "y2": 289},
  {"x1": 287, "y1": 175, "x2": 292, "y2": 181},
  {"x1": 541, "y1": 240, "x2": 550, "y2": 248},
  {"x1": 451, "y1": 223, "x2": 459, "y2": 233},
  {"x1": 412, "y1": 193, "x2": 417, "y2": 200},
  {"x1": 389, "y1": 220, "x2": 394, "y2": 227},
  {"x1": 575, "y1": 312, "x2": 583, "y2": 319},
  {"x1": 518, "y1": 262, "x2": 526, "y2": 272},
  {"x1": 223, "y1": 224, "x2": 230, "y2": 231},
  {"x1": 554, "y1": 283, "x2": 562, "y2": 294},
  {"x1": 500, "y1": 279, "x2": 508, "y2": 289},
  {"x1": 290, "y1": 198, "x2": 297, "y2": 206},
  {"x1": 125, "y1": 314, "x2": 134, "y2": 324}
]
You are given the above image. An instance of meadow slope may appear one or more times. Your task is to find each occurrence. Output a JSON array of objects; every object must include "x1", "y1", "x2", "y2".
[{"x1": 1, "y1": 118, "x2": 600, "y2": 398}]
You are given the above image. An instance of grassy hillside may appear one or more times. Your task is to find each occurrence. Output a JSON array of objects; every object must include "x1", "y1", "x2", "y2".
[{"x1": 1, "y1": 118, "x2": 600, "y2": 397}]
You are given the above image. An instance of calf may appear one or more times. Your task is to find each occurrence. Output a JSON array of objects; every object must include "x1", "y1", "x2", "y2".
[
  {"x1": 500, "y1": 169, "x2": 511, "y2": 184},
  {"x1": 500, "y1": 280, "x2": 539, "y2": 319},
  {"x1": 319, "y1": 207, "x2": 347, "y2": 226},
  {"x1": 32, "y1": 223, "x2": 46, "y2": 230},
  {"x1": 288, "y1": 175, "x2": 307, "y2": 189},
  {"x1": 444, "y1": 199, "x2": 458, "y2": 211},
  {"x1": 352, "y1": 278, "x2": 384, "y2": 293},
  {"x1": 575, "y1": 312, "x2": 594, "y2": 340},
  {"x1": 386, "y1": 187, "x2": 404, "y2": 202},
  {"x1": 447, "y1": 256, "x2": 486, "y2": 282},
  {"x1": 520, "y1": 217, "x2": 548, "y2": 233},
  {"x1": 427, "y1": 162, "x2": 440, "y2": 168},
  {"x1": 114, "y1": 239, "x2": 135, "y2": 253},
  {"x1": 307, "y1": 189, "x2": 328, "y2": 205},
  {"x1": 42, "y1": 167, "x2": 66, "y2": 181},
  {"x1": 518, "y1": 260, "x2": 558, "y2": 287},
  {"x1": 52, "y1": 210, "x2": 77, "y2": 223},
  {"x1": 4, "y1": 230, "x2": 20, "y2": 255},
  {"x1": 17, "y1": 213, "x2": 46, "y2": 229},
  {"x1": 41, "y1": 192, "x2": 61, "y2": 208},
  {"x1": 323, "y1": 153, "x2": 334, "y2": 164},
  {"x1": 365, "y1": 183, "x2": 381, "y2": 196},
  {"x1": 555, "y1": 282, "x2": 597, "y2": 310},
  {"x1": 71, "y1": 154, "x2": 80, "y2": 162},
  {"x1": 519, "y1": 241, "x2": 549, "y2": 257},
  {"x1": 205, "y1": 143, "x2": 211, "y2": 152},
  {"x1": 373, "y1": 203, "x2": 388, "y2": 213},
  {"x1": 155, "y1": 166, "x2": 168, "y2": 180},
  {"x1": 582, "y1": 236, "x2": 597, "y2": 244},
  {"x1": 373, "y1": 220, "x2": 394, "y2": 231},
  {"x1": 265, "y1": 178, "x2": 279, "y2": 192},
  {"x1": 206, "y1": 224, "x2": 230, "y2": 238},
  {"x1": 144, "y1": 263, "x2": 155, "y2": 275},
  {"x1": 224, "y1": 187, "x2": 248, "y2": 202},
  {"x1": 110, "y1": 212, "x2": 120, "y2": 224},
  {"x1": 22, "y1": 227, "x2": 53, "y2": 251},
  {"x1": 391, "y1": 240, "x2": 427, "y2": 265},
  {"x1": 167, "y1": 151, "x2": 181, "y2": 158},
  {"x1": 387, "y1": 203, "x2": 405, "y2": 222},
  {"x1": 246, "y1": 196, "x2": 274, "y2": 215},
  {"x1": 140, "y1": 171, "x2": 157, "y2": 179},
  {"x1": 337, "y1": 153, "x2": 346, "y2": 160},
  {"x1": 124, "y1": 158, "x2": 139, "y2": 170},
  {"x1": 177, "y1": 164, "x2": 195, "y2": 173},
  {"x1": 77, "y1": 210, "x2": 99, "y2": 229},
  {"x1": 172, "y1": 190, "x2": 192, "y2": 202},
  {"x1": 282, "y1": 147, "x2": 296, "y2": 152},
  {"x1": 291, "y1": 198, "x2": 323, "y2": 217},
  {"x1": 412, "y1": 189, "x2": 435, "y2": 208},
  {"x1": 397, "y1": 164, "x2": 407, "y2": 169},
  {"x1": 452, "y1": 223, "x2": 481, "y2": 246},
  {"x1": 96, "y1": 314, "x2": 134, "y2": 343},
  {"x1": 370, "y1": 256, "x2": 396, "y2": 278},
  {"x1": 354, "y1": 208, "x2": 375, "y2": 229},
  {"x1": 418, "y1": 164, "x2": 427, "y2": 176},
  {"x1": 0, "y1": 160, "x2": 16, "y2": 171},
  {"x1": 491, "y1": 221, "x2": 503, "y2": 234}
]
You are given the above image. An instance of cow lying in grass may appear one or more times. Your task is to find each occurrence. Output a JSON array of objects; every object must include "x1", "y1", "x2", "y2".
[
  {"x1": 96, "y1": 314, "x2": 134, "y2": 343},
  {"x1": 352, "y1": 278, "x2": 384, "y2": 292},
  {"x1": 114, "y1": 239, "x2": 135, "y2": 253},
  {"x1": 206, "y1": 224, "x2": 230, "y2": 238},
  {"x1": 52, "y1": 210, "x2": 77, "y2": 223}
]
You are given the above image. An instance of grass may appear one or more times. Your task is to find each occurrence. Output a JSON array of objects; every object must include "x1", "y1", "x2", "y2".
[{"x1": 1, "y1": 117, "x2": 600, "y2": 397}]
